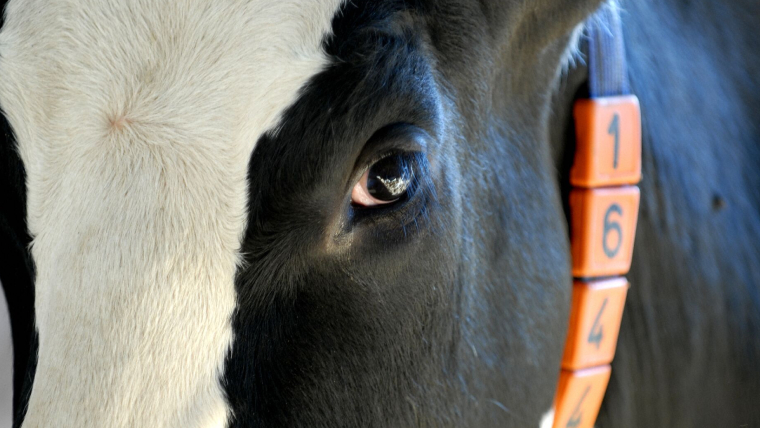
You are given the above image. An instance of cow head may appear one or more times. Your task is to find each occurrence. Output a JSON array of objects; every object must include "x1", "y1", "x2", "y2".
[{"x1": 0, "y1": 0, "x2": 605, "y2": 426}]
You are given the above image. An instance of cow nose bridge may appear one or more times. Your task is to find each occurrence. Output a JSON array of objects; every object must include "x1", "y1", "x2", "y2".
[
  {"x1": 14, "y1": 90, "x2": 258, "y2": 426},
  {"x1": 19, "y1": 145, "x2": 243, "y2": 427}
]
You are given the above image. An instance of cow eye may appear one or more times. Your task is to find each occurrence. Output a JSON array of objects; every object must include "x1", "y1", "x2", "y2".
[{"x1": 351, "y1": 153, "x2": 415, "y2": 207}]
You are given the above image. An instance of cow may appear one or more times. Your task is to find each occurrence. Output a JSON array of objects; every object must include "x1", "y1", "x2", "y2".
[{"x1": 0, "y1": 0, "x2": 758, "y2": 427}]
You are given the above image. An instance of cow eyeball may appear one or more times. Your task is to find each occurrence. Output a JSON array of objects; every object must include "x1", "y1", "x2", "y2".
[{"x1": 351, "y1": 153, "x2": 415, "y2": 207}]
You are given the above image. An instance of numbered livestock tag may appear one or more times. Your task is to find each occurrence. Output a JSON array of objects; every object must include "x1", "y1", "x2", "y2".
[
  {"x1": 552, "y1": 366, "x2": 612, "y2": 428},
  {"x1": 562, "y1": 278, "x2": 629, "y2": 370},
  {"x1": 570, "y1": 186, "x2": 640, "y2": 277},
  {"x1": 571, "y1": 95, "x2": 641, "y2": 188}
]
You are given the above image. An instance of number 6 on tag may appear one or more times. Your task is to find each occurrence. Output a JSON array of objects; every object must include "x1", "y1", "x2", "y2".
[{"x1": 570, "y1": 187, "x2": 640, "y2": 277}]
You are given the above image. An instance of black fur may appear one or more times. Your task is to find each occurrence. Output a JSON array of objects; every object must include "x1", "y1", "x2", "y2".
[
  {"x1": 602, "y1": 1, "x2": 760, "y2": 426},
  {"x1": 1, "y1": 0, "x2": 758, "y2": 427},
  {"x1": 0, "y1": 107, "x2": 36, "y2": 426}
]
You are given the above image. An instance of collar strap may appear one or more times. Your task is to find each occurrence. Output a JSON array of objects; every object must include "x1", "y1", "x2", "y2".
[
  {"x1": 587, "y1": 2, "x2": 630, "y2": 97},
  {"x1": 550, "y1": 3, "x2": 642, "y2": 427}
]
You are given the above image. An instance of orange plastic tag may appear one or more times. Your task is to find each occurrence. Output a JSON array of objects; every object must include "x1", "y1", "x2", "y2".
[
  {"x1": 552, "y1": 366, "x2": 611, "y2": 428},
  {"x1": 571, "y1": 95, "x2": 641, "y2": 187},
  {"x1": 570, "y1": 186, "x2": 640, "y2": 277},
  {"x1": 562, "y1": 278, "x2": 629, "y2": 370}
]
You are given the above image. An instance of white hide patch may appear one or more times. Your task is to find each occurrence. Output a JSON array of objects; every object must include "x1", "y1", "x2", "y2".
[{"x1": 0, "y1": 0, "x2": 344, "y2": 427}]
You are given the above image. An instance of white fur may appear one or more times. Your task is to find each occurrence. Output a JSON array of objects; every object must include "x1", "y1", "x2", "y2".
[
  {"x1": 540, "y1": 408, "x2": 556, "y2": 428},
  {"x1": 0, "y1": 0, "x2": 344, "y2": 426},
  {"x1": 558, "y1": 1, "x2": 622, "y2": 82},
  {"x1": 559, "y1": 22, "x2": 586, "y2": 76}
]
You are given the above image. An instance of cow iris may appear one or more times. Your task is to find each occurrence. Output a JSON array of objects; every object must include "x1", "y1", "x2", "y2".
[
  {"x1": 351, "y1": 153, "x2": 415, "y2": 207},
  {"x1": 367, "y1": 154, "x2": 414, "y2": 200}
]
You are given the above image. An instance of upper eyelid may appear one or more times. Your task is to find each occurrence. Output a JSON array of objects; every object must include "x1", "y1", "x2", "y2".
[{"x1": 362, "y1": 149, "x2": 419, "y2": 174}]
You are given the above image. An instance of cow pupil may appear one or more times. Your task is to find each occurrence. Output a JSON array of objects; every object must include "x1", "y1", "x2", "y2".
[{"x1": 367, "y1": 154, "x2": 414, "y2": 201}]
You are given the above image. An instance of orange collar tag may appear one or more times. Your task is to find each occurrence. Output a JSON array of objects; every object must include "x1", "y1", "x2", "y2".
[{"x1": 551, "y1": 95, "x2": 641, "y2": 428}]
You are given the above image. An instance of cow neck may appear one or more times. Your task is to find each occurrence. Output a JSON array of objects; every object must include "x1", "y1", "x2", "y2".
[{"x1": 550, "y1": 3, "x2": 642, "y2": 428}]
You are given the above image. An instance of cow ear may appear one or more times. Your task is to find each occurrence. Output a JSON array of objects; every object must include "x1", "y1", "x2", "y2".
[{"x1": 478, "y1": 0, "x2": 605, "y2": 46}]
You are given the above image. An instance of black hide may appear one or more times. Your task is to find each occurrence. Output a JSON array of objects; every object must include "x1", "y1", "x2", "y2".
[
  {"x1": 0, "y1": 93, "x2": 36, "y2": 425},
  {"x1": 221, "y1": 0, "x2": 600, "y2": 426},
  {"x1": 601, "y1": 1, "x2": 760, "y2": 426},
  {"x1": 550, "y1": 1, "x2": 760, "y2": 427}
]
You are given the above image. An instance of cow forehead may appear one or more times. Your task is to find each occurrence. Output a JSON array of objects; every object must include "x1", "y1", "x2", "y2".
[
  {"x1": 0, "y1": 0, "x2": 344, "y2": 427},
  {"x1": 1, "y1": 0, "x2": 346, "y2": 163}
]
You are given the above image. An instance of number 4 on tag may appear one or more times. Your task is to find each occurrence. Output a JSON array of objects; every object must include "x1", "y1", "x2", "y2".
[
  {"x1": 587, "y1": 298, "x2": 607, "y2": 349},
  {"x1": 552, "y1": 366, "x2": 611, "y2": 428},
  {"x1": 561, "y1": 279, "x2": 629, "y2": 370}
]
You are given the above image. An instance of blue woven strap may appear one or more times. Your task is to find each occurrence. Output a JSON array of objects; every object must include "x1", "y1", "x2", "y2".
[{"x1": 587, "y1": 3, "x2": 629, "y2": 97}]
